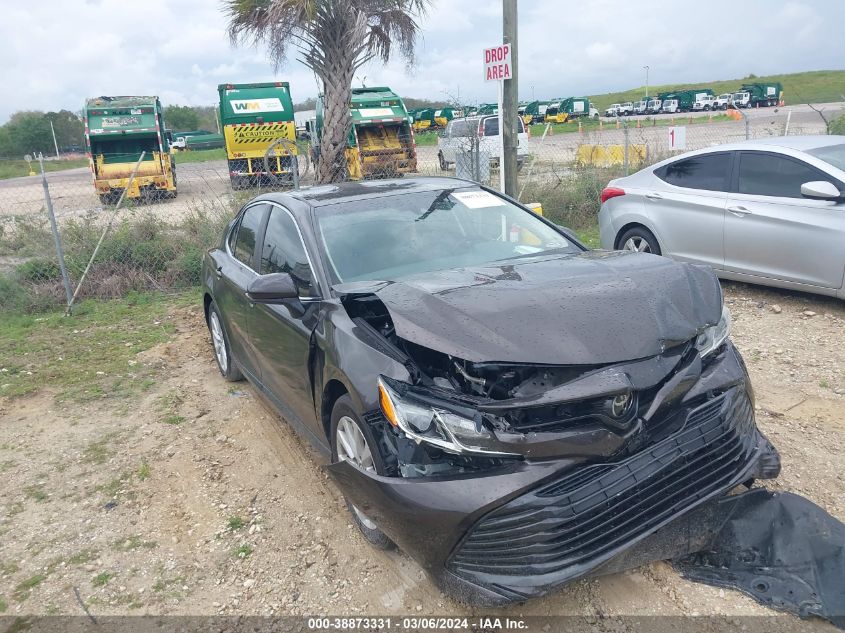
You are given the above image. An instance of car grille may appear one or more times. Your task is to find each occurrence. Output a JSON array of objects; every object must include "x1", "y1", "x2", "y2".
[{"x1": 449, "y1": 389, "x2": 756, "y2": 578}]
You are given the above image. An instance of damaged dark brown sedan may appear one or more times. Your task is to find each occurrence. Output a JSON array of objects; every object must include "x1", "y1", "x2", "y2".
[{"x1": 201, "y1": 177, "x2": 780, "y2": 605}]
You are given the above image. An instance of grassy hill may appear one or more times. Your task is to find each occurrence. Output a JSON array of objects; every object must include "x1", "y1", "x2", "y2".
[{"x1": 587, "y1": 69, "x2": 845, "y2": 111}]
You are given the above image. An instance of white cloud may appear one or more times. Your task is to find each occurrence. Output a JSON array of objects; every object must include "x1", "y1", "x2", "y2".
[{"x1": 0, "y1": 0, "x2": 842, "y2": 122}]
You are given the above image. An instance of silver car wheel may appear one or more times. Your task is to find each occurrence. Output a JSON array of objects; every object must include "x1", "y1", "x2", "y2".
[
  {"x1": 624, "y1": 236, "x2": 652, "y2": 253},
  {"x1": 210, "y1": 311, "x2": 228, "y2": 373},
  {"x1": 336, "y1": 415, "x2": 378, "y2": 530}
]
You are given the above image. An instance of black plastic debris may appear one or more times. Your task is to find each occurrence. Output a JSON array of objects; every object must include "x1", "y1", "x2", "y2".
[{"x1": 673, "y1": 488, "x2": 845, "y2": 628}]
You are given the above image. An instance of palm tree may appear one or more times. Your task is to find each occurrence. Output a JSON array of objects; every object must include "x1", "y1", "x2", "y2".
[{"x1": 225, "y1": 0, "x2": 430, "y2": 183}]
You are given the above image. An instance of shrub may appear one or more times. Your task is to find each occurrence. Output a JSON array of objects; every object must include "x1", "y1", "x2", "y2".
[{"x1": 830, "y1": 113, "x2": 845, "y2": 135}]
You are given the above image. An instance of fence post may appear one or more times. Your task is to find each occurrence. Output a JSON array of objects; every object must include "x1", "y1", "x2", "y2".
[
  {"x1": 623, "y1": 119, "x2": 630, "y2": 176},
  {"x1": 65, "y1": 151, "x2": 146, "y2": 316},
  {"x1": 37, "y1": 153, "x2": 73, "y2": 312}
]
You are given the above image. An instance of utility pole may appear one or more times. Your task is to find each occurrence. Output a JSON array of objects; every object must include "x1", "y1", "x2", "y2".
[
  {"x1": 644, "y1": 65, "x2": 650, "y2": 99},
  {"x1": 49, "y1": 120, "x2": 60, "y2": 158},
  {"x1": 502, "y1": 0, "x2": 518, "y2": 197}
]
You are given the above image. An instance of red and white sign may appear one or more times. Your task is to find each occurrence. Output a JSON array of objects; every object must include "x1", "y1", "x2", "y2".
[{"x1": 483, "y1": 44, "x2": 512, "y2": 82}]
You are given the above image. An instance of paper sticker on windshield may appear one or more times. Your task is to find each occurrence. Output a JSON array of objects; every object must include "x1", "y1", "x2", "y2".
[{"x1": 452, "y1": 191, "x2": 505, "y2": 209}]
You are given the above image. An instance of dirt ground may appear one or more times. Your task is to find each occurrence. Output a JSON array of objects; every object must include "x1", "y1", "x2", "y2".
[{"x1": 0, "y1": 280, "x2": 843, "y2": 628}]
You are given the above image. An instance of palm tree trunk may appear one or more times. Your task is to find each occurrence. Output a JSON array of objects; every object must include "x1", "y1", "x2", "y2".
[{"x1": 316, "y1": 35, "x2": 356, "y2": 184}]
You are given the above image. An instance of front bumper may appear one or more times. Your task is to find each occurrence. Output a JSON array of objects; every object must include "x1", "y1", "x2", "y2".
[{"x1": 326, "y1": 344, "x2": 779, "y2": 605}]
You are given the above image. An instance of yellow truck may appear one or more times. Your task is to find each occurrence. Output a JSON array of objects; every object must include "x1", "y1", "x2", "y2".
[
  {"x1": 218, "y1": 82, "x2": 298, "y2": 189},
  {"x1": 84, "y1": 96, "x2": 177, "y2": 204}
]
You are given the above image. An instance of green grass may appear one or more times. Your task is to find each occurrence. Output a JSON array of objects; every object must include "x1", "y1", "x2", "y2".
[
  {"x1": 23, "y1": 485, "x2": 47, "y2": 502},
  {"x1": 227, "y1": 516, "x2": 245, "y2": 530},
  {"x1": 0, "y1": 158, "x2": 88, "y2": 180},
  {"x1": 162, "y1": 414, "x2": 185, "y2": 425},
  {"x1": 588, "y1": 69, "x2": 845, "y2": 112},
  {"x1": 67, "y1": 549, "x2": 99, "y2": 566},
  {"x1": 0, "y1": 595, "x2": 6, "y2": 613},
  {"x1": 92, "y1": 572, "x2": 113, "y2": 587},
  {"x1": 111, "y1": 535, "x2": 157, "y2": 552},
  {"x1": 13, "y1": 574, "x2": 47, "y2": 601},
  {"x1": 413, "y1": 131, "x2": 439, "y2": 146},
  {"x1": 172, "y1": 148, "x2": 227, "y2": 164},
  {"x1": 529, "y1": 113, "x2": 730, "y2": 136},
  {"x1": 233, "y1": 543, "x2": 253, "y2": 559},
  {"x1": 137, "y1": 461, "x2": 151, "y2": 481},
  {"x1": 0, "y1": 292, "x2": 183, "y2": 402}
]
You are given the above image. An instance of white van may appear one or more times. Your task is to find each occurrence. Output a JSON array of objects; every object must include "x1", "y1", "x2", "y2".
[{"x1": 437, "y1": 116, "x2": 530, "y2": 170}]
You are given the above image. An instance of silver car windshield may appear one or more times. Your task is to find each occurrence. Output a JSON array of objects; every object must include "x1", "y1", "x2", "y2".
[
  {"x1": 316, "y1": 189, "x2": 580, "y2": 283},
  {"x1": 806, "y1": 144, "x2": 845, "y2": 172}
]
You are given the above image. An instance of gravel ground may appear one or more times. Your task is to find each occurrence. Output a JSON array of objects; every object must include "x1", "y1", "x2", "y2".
[{"x1": 0, "y1": 280, "x2": 842, "y2": 629}]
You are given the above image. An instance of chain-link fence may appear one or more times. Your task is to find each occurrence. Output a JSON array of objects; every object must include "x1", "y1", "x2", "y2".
[{"x1": 0, "y1": 104, "x2": 837, "y2": 313}]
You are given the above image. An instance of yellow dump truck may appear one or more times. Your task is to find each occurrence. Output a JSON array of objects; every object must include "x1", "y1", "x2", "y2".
[{"x1": 84, "y1": 96, "x2": 177, "y2": 204}]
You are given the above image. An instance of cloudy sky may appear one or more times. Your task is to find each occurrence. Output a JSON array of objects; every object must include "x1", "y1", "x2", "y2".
[{"x1": 1, "y1": 0, "x2": 842, "y2": 122}]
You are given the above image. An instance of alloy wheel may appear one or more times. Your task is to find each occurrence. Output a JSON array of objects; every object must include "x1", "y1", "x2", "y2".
[
  {"x1": 335, "y1": 416, "x2": 378, "y2": 529},
  {"x1": 623, "y1": 236, "x2": 652, "y2": 253},
  {"x1": 210, "y1": 311, "x2": 228, "y2": 373}
]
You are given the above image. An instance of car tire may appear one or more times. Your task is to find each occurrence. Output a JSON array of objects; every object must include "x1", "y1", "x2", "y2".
[
  {"x1": 438, "y1": 151, "x2": 449, "y2": 171},
  {"x1": 618, "y1": 226, "x2": 661, "y2": 255},
  {"x1": 207, "y1": 301, "x2": 243, "y2": 382},
  {"x1": 330, "y1": 395, "x2": 394, "y2": 550}
]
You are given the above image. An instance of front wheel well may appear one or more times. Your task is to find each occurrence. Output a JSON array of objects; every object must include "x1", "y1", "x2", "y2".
[
  {"x1": 321, "y1": 380, "x2": 349, "y2": 440},
  {"x1": 614, "y1": 222, "x2": 654, "y2": 249},
  {"x1": 203, "y1": 292, "x2": 213, "y2": 324}
]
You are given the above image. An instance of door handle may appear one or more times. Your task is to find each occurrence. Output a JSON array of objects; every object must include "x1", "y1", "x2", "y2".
[
  {"x1": 215, "y1": 265, "x2": 223, "y2": 279},
  {"x1": 645, "y1": 192, "x2": 663, "y2": 200},
  {"x1": 727, "y1": 205, "x2": 752, "y2": 216}
]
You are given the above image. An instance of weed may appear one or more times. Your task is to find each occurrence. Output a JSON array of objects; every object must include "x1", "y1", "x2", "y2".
[
  {"x1": 157, "y1": 390, "x2": 184, "y2": 410},
  {"x1": 13, "y1": 574, "x2": 47, "y2": 601},
  {"x1": 137, "y1": 461, "x2": 151, "y2": 481},
  {"x1": 111, "y1": 535, "x2": 158, "y2": 552},
  {"x1": 0, "y1": 596, "x2": 6, "y2": 613},
  {"x1": 0, "y1": 561, "x2": 19, "y2": 576},
  {"x1": 98, "y1": 471, "x2": 132, "y2": 498},
  {"x1": 820, "y1": 380, "x2": 830, "y2": 389},
  {"x1": 92, "y1": 572, "x2": 113, "y2": 587},
  {"x1": 234, "y1": 543, "x2": 253, "y2": 559},
  {"x1": 163, "y1": 414, "x2": 185, "y2": 425},
  {"x1": 8, "y1": 502, "x2": 24, "y2": 516},
  {"x1": 23, "y1": 485, "x2": 47, "y2": 502},
  {"x1": 83, "y1": 434, "x2": 117, "y2": 465},
  {"x1": 67, "y1": 549, "x2": 99, "y2": 565},
  {"x1": 227, "y1": 516, "x2": 245, "y2": 530}
]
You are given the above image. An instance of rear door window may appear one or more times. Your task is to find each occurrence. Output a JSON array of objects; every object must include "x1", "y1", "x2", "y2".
[
  {"x1": 656, "y1": 153, "x2": 731, "y2": 191},
  {"x1": 232, "y1": 204, "x2": 266, "y2": 269},
  {"x1": 738, "y1": 152, "x2": 836, "y2": 199}
]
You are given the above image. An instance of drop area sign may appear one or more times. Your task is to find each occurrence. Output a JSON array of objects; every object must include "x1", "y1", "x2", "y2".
[{"x1": 484, "y1": 45, "x2": 512, "y2": 82}]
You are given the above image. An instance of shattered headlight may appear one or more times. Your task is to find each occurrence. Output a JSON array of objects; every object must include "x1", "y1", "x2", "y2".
[
  {"x1": 378, "y1": 377, "x2": 517, "y2": 457},
  {"x1": 695, "y1": 305, "x2": 732, "y2": 358}
]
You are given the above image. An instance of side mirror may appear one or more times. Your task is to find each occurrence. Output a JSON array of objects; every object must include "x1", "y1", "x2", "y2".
[
  {"x1": 801, "y1": 181, "x2": 841, "y2": 201},
  {"x1": 246, "y1": 273, "x2": 299, "y2": 303}
]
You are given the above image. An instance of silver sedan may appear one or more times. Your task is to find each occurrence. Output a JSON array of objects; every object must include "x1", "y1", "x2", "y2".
[{"x1": 598, "y1": 136, "x2": 845, "y2": 299}]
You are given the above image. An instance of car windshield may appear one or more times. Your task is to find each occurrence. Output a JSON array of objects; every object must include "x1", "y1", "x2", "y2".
[
  {"x1": 316, "y1": 188, "x2": 581, "y2": 283},
  {"x1": 806, "y1": 144, "x2": 845, "y2": 172}
]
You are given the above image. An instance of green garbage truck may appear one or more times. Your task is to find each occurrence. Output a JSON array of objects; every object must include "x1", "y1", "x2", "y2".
[
  {"x1": 218, "y1": 81, "x2": 298, "y2": 188},
  {"x1": 314, "y1": 86, "x2": 417, "y2": 180},
  {"x1": 733, "y1": 82, "x2": 783, "y2": 108},
  {"x1": 84, "y1": 95, "x2": 177, "y2": 203}
]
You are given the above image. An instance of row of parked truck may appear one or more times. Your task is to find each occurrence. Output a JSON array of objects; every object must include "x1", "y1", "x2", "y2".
[
  {"x1": 84, "y1": 82, "x2": 419, "y2": 201},
  {"x1": 604, "y1": 82, "x2": 784, "y2": 117}
]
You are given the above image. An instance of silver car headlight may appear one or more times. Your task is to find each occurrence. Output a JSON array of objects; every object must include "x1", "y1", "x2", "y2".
[
  {"x1": 695, "y1": 305, "x2": 732, "y2": 358},
  {"x1": 377, "y1": 377, "x2": 517, "y2": 457}
]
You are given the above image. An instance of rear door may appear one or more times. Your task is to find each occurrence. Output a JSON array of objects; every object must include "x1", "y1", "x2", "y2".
[
  {"x1": 724, "y1": 151, "x2": 845, "y2": 288},
  {"x1": 215, "y1": 202, "x2": 269, "y2": 378},
  {"x1": 646, "y1": 152, "x2": 732, "y2": 269},
  {"x1": 248, "y1": 204, "x2": 322, "y2": 432}
]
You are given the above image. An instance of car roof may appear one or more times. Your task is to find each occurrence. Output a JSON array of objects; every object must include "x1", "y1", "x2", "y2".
[{"x1": 259, "y1": 177, "x2": 480, "y2": 210}]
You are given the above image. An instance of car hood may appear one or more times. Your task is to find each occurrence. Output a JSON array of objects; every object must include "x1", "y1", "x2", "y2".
[{"x1": 335, "y1": 250, "x2": 723, "y2": 365}]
